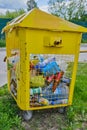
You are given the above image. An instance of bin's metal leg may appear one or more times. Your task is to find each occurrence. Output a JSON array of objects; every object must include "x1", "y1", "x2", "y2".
[
  {"x1": 22, "y1": 110, "x2": 33, "y2": 121},
  {"x1": 58, "y1": 107, "x2": 67, "y2": 114}
]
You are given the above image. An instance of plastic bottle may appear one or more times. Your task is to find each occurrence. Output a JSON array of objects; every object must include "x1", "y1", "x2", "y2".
[
  {"x1": 50, "y1": 100, "x2": 63, "y2": 105},
  {"x1": 38, "y1": 55, "x2": 44, "y2": 62},
  {"x1": 30, "y1": 87, "x2": 42, "y2": 95},
  {"x1": 50, "y1": 99, "x2": 68, "y2": 105},
  {"x1": 61, "y1": 78, "x2": 71, "y2": 86},
  {"x1": 52, "y1": 71, "x2": 64, "y2": 92},
  {"x1": 54, "y1": 83, "x2": 69, "y2": 98},
  {"x1": 35, "y1": 57, "x2": 56, "y2": 69},
  {"x1": 42, "y1": 83, "x2": 69, "y2": 101}
]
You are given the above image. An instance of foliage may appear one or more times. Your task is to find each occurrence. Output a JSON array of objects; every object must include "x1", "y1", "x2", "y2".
[
  {"x1": 27, "y1": 0, "x2": 38, "y2": 11},
  {"x1": 0, "y1": 9, "x2": 25, "y2": 19},
  {"x1": 48, "y1": 0, "x2": 67, "y2": 19},
  {"x1": 67, "y1": 0, "x2": 87, "y2": 20},
  {"x1": 0, "y1": 39, "x2": 6, "y2": 47},
  {"x1": 81, "y1": 38, "x2": 87, "y2": 43},
  {"x1": 48, "y1": 0, "x2": 87, "y2": 21},
  {"x1": 80, "y1": 14, "x2": 87, "y2": 21}
]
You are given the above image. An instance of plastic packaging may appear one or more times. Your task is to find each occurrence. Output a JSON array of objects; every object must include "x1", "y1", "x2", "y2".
[
  {"x1": 30, "y1": 75, "x2": 45, "y2": 87},
  {"x1": 46, "y1": 75, "x2": 55, "y2": 83},
  {"x1": 38, "y1": 97, "x2": 49, "y2": 105}
]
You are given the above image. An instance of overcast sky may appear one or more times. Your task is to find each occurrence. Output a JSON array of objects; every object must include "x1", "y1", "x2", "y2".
[{"x1": 0, "y1": 0, "x2": 49, "y2": 14}]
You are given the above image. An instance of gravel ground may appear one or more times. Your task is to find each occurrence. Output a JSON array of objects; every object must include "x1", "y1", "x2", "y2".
[{"x1": 0, "y1": 45, "x2": 87, "y2": 87}]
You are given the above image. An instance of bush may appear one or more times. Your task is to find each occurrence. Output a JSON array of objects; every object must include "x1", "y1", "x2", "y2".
[
  {"x1": 81, "y1": 39, "x2": 87, "y2": 43},
  {"x1": 0, "y1": 39, "x2": 6, "y2": 47}
]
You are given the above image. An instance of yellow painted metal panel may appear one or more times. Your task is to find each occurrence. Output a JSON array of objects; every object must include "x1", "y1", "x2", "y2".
[
  {"x1": 18, "y1": 29, "x2": 29, "y2": 110},
  {"x1": 26, "y1": 29, "x2": 81, "y2": 55},
  {"x1": 3, "y1": 9, "x2": 87, "y2": 33},
  {"x1": 19, "y1": 9, "x2": 87, "y2": 32},
  {"x1": 28, "y1": 104, "x2": 68, "y2": 111},
  {"x1": 68, "y1": 34, "x2": 82, "y2": 105}
]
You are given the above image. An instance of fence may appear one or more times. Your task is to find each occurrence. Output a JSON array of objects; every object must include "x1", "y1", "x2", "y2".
[
  {"x1": 0, "y1": 18, "x2": 11, "y2": 39},
  {"x1": 71, "y1": 21, "x2": 87, "y2": 41},
  {"x1": 0, "y1": 18, "x2": 87, "y2": 41}
]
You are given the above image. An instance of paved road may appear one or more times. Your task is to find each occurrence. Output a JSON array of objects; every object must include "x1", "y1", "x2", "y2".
[
  {"x1": 79, "y1": 45, "x2": 87, "y2": 62},
  {"x1": 0, "y1": 49, "x2": 7, "y2": 87},
  {"x1": 0, "y1": 45, "x2": 87, "y2": 87}
]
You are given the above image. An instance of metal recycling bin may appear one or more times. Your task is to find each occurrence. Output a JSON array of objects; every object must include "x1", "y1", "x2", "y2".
[{"x1": 3, "y1": 9, "x2": 87, "y2": 114}]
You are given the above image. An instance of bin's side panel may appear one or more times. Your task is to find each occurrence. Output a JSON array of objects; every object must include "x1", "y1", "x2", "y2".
[
  {"x1": 6, "y1": 28, "x2": 30, "y2": 110},
  {"x1": 68, "y1": 33, "x2": 82, "y2": 105},
  {"x1": 6, "y1": 28, "x2": 20, "y2": 102},
  {"x1": 26, "y1": 29, "x2": 81, "y2": 110}
]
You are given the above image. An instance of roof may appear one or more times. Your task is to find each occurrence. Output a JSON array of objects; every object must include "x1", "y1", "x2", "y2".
[{"x1": 3, "y1": 8, "x2": 87, "y2": 33}]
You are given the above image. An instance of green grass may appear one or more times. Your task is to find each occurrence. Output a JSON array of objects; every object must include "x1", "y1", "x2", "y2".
[
  {"x1": 0, "y1": 85, "x2": 24, "y2": 130},
  {"x1": 73, "y1": 63, "x2": 87, "y2": 113},
  {"x1": 0, "y1": 63, "x2": 87, "y2": 130},
  {"x1": 0, "y1": 39, "x2": 6, "y2": 47},
  {"x1": 0, "y1": 84, "x2": 9, "y2": 96},
  {"x1": 66, "y1": 62, "x2": 87, "y2": 129}
]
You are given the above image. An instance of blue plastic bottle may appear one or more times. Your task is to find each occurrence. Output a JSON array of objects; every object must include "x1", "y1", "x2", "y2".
[
  {"x1": 41, "y1": 61, "x2": 60, "y2": 76},
  {"x1": 35, "y1": 57, "x2": 56, "y2": 69}
]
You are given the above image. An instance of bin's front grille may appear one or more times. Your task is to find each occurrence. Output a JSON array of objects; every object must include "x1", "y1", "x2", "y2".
[{"x1": 30, "y1": 54, "x2": 74, "y2": 107}]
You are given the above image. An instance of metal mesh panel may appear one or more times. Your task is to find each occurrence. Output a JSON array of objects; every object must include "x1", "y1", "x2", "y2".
[{"x1": 30, "y1": 54, "x2": 74, "y2": 107}]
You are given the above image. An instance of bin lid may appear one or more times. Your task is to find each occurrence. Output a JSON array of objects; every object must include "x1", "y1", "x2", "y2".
[{"x1": 3, "y1": 8, "x2": 87, "y2": 33}]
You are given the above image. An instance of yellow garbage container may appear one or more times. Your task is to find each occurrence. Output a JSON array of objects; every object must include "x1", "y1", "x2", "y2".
[{"x1": 3, "y1": 8, "x2": 87, "y2": 120}]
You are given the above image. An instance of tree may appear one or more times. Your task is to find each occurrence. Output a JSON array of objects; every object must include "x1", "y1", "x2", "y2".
[
  {"x1": 0, "y1": 9, "x2": 25, "y2": 19},
  {"x1": 27, "y1": 0, "x2": 38, "y2": 11},
  {"x1": 48, "y1": 0, "x2": 67, "y2": 19},
  {"x1": 67, "y1": 0, "x2": 87, "y2": 20},
  {"x1": 48, "y1": 0, "x2": 87, "y2": 21},
  {"x1": 5, "y1": 9, "x2": 25, "y2": 19}
]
